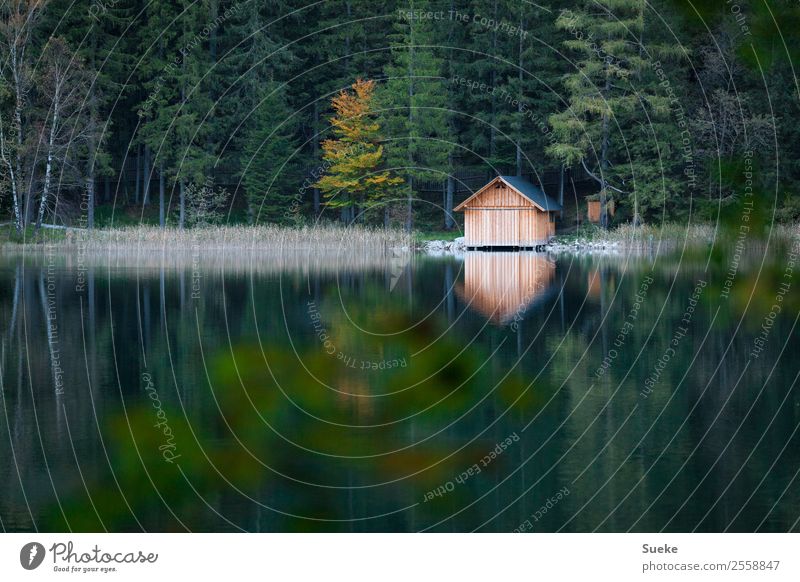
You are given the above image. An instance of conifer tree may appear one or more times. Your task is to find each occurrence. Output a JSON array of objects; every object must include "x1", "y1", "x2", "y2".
[
  {"x1": 137, "y1": 0, "x2": 182, "y2": 227},
  {"x1": 381, "y1": 1, "x2": 454, "y2": 230},
  {"x1": 139, "y1": 0, "x2": 217, "y2": 229},
  {"x1": 459, "y1": 0, "x2": 515, "y2": 170},
  {"x1": 315, "y1": 79, "x2": 402, "y2": 222},
  {"x1": 500, "y1": 0, "x2": 567, "y2": 178},
  {"x1": 241, "y1": 82, "x2": 299, "y2": 224},
  {"x1": 547, "y1": 0, "x2": 680, "y2": 226},
  {"x1": 217, "y1": 0, "x2": 296, "y2": 187}
]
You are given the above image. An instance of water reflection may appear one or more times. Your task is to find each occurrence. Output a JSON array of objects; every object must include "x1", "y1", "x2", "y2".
[
  {"x1": 1, "y1": 250, "x2": 799, "y2": 532},
  {"x1": 456, "y1": 252, "x2": 556, "y2": 324}
]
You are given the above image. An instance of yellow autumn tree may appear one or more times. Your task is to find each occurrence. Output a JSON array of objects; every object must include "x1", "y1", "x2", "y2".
[{"x1": 315, "y1": 79, "x2": 402, "y2": 221}]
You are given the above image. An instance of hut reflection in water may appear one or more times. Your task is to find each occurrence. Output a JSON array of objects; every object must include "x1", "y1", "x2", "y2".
[{"x1": 457, "y1": 251, "x2": 556, "y2": 325}]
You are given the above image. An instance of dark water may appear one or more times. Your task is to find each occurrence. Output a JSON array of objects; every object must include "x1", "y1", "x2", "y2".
[{"x1": 1, "y1": 247, "x2": 799, "y2": 532}]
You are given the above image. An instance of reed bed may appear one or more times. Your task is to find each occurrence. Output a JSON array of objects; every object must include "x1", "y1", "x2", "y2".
[
  {"x1": 602, "y1": 223, "x2": 716, "y2": 248},
  {"x1": 556, "y1": 222, "x2": 799, "y2": 250},
  {"x1": 2, "y1": 224, "x2": 415, "y2": 274},
  {"x1": 5, "y1": 224, "x2": 412, "y2": 252}
]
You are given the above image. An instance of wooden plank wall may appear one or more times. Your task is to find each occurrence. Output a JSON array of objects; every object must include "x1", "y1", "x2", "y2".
[
  {"x1": 466, "y1": 183, "x2": 530, "y2": 208},
  {"x1": 462, "y1": 182, "x2": 555, "y2": 246}
]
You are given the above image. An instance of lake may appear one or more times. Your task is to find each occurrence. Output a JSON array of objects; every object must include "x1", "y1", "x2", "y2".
[{"x1": 1, "y1": 245, "x2": 799, "y2": 532}]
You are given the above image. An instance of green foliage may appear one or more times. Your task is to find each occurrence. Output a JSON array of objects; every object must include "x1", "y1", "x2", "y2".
[
  {"x1": 381, "y1": 1, "x2": 455, "y2": 182},
  {"x1": 241, "y1": 83, "x2": 299, "y2": 224},
  {"x1": 2, "y1": 0, "x2": 800, "y2": 232},
  {"x1": 548, "y1": 0, "x2": 688, "y2": 223}
]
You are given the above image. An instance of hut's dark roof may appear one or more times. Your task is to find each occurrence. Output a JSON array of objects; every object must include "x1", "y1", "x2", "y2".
[{"x1": 499, "y1": 176, "x2": 563, "y2": 212}]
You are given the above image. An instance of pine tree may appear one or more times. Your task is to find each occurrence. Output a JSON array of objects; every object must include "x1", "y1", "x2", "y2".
[
  {"x1": 381, "y1": 0, "x2": 454, "y2": 230},
  {"x1": 315, "y1": 79, "x2": 402, "y2": 222},
  {"x1": 138, "y1": 0, "x2": 218, "y2": 229},
  {"x1": 215, "y1": 0, "x2": 296, "y2": 193},
  {"x1": 501, "y1": 0, "x2": 567, "y2": 179},
  {"x1": 137, "y1": 0, "x2": 181, "y2": 227},
  {"x1": 548, "y1": 0, "x2": 680, "y2": 226},
  {"x1": 289, "y1": 0, "x2": 396, "y2": 221},
  {"x1": 241, "y1": 82, "x2": 299, "y2": 224},
  {"x1": 459, "y1": 0, "x2": 516, "y2": 170}
]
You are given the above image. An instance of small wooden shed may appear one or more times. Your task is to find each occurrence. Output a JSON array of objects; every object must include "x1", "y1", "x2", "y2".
[
  {"x1": 587, "y1": 198, "x2": 615, "y2": 224},
  {"x1": 454, "y1": 176, "x2": 562, "y2": 248}
]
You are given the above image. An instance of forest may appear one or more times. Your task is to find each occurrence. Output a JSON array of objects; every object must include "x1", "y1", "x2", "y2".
[{"x1": 0, "y1": 0, "x2": 797, "y2": 234}]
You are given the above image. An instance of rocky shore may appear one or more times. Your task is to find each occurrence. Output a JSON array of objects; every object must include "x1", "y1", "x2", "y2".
[
  {"x1": 544, "y1": 238, "x2": 624, "y2": 252},
  {"x1": 420, "y1": 236, "x2": 624, "y2": 254},
  {"x1": 420, "y1": 237, "x2": 467, "y2": 254}
]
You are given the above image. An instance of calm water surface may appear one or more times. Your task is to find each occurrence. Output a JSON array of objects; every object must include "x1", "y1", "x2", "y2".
[{"x1": 1, "y1": 247, "x2": 798, "y2": 532}]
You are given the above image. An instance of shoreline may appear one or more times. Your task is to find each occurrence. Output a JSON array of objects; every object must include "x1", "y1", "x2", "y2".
[
  {"x1": 3, "y1": 223, "x2": 798, "y2": 256},
  {"x1": 421, "y1": 223, "x2": 800, "y2": 255}
]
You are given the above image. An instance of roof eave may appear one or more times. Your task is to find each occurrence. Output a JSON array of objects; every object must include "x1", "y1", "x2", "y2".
[{"x1": 498, "y1": 176, "x2": 562, "y2": 212}]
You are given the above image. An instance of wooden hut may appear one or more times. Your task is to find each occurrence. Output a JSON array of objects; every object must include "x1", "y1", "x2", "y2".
[
  {"x1": 454, "y1": 176, "x2": 562, "y2": 248},
  {"x1": 587, "y1": 198, "x2": 615, "y2": 224}
]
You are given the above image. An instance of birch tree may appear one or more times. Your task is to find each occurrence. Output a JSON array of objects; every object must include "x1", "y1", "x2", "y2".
[
  {"x1": 0, "y1": 0, "x2": 45, "y2": 231},
  {"x1": 34, "y1": 37, "x2": 93, "y2": 231}
]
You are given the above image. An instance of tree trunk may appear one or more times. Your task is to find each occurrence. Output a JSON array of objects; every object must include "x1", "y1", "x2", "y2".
[
  {"x1": 599, "y1": 77, "x2": 610, "y2": 229},
  {"x1": 558, "y1": 165, "x2": 565, "y2": 220},
  {"x1": 87, "y1": 30, "x2": 98, "y2": 230},
  {"x1": 489, "y1": 0, "x2": 498, "y2": 161},
  {"x1": 87, "y1": 175, "x2": 95, "y2": 229},
  {"x1": 86, "y1": 131, "x2": 96, "y2": 231},
  {"x1": 159, "y1": 162, "x2": 166, "y2": 227},
  {"x1": 406, "y1": 20, "x2": 415, "y2": 234},
  {"x1": 406, "y1": 177, "x2": 413, "y2": 233},
  {"x1": 516, "y1": 10, "x2": 524, "y2": 177},
  {"x1": 134, "y1": 144, "x2": 141, "y2": 204},
  {"x1": 179, "y1": 179, "x2": 185, "y2": 229},
  {"x1": 312, "y1": 102, "x2": 321, "y2": 215},
  {"x1": 142, "y1": 145, "x2": 151, "y2": 205},
  {"x1": 209, "y1": 0, "x2": 218, "y2": 60},
  {"x1": 444, "y1": 173, "x2": 454, "y2": 230},
  {"x1": 12, "y1": 45, "x2": 28, "y2": 228},
  {"x1": 0, "y1": 119, "x2": 23, "y2": 232},
  {"x1": 24, "y1": 182, "x2": 35, "y2": 226},
  {"x1": 345, "y1": 1, "x2": 352, "y2": 71},
  {"x1": 36, "y1": 94, "x2": 60, "y2": 231}
]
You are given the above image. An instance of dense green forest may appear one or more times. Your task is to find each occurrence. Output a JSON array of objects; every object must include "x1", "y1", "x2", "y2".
[{"x1": 0, "y1": 0, "x2": 798, "y2": 233}]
